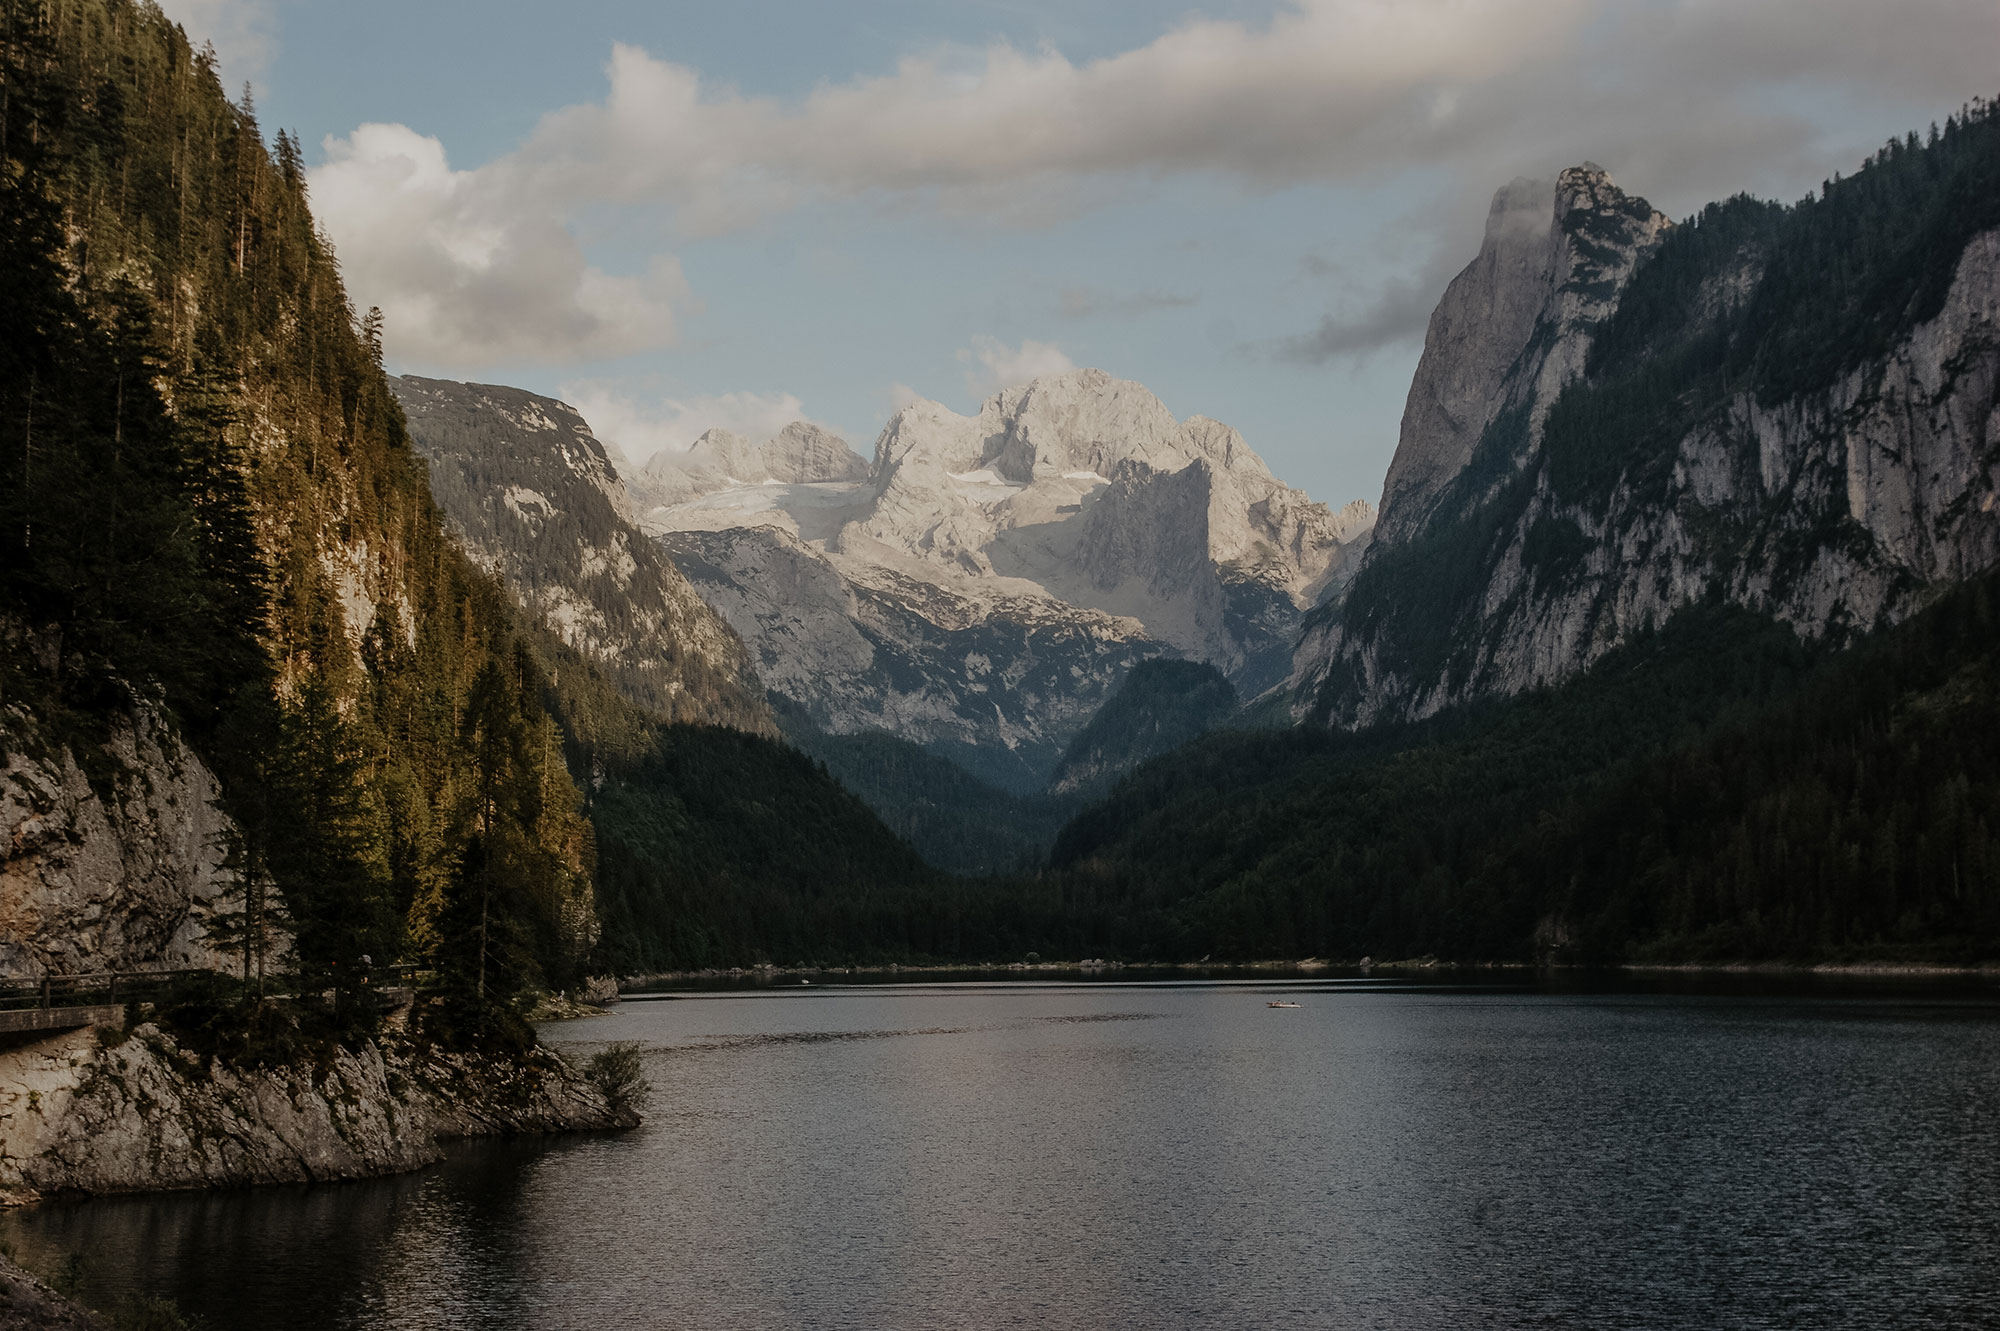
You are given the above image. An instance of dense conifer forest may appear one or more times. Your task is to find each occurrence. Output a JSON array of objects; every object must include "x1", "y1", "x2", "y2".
[
  {"x1": 0, "y1": 0, "x2": 632, "y2": 1028},
  {"x1": 1052, "y1": 572, "x2": 2000, "y2": 964},
  {"x1": 0, "y1": 0, "x2": 982, "y2": 997},
  {"x1": 781, "y1": 717, "x2": 1076, "y2": 877},
  {"x1": 2, "y1": 0, "x2": 1994, "y2": 983}
]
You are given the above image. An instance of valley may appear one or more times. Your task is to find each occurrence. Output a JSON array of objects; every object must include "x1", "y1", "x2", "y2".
[{"x1": 0, "y1": 5, "x2": 1996, "y2": 1298}]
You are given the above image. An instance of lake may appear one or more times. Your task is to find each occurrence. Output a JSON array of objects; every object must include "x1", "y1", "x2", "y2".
[{"x1": 6, "y1": 977, "x2": 1999, "y2": 1329}]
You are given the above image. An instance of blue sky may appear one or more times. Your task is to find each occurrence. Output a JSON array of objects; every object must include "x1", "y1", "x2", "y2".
[{"x1": 170, "y1": 0, "x2": 1996, "y2": 507}]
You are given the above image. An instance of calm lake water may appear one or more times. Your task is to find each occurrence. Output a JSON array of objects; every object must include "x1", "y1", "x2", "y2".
[{"x1": 6, "y1": 977, "x2": 1999, "y2": 1330}]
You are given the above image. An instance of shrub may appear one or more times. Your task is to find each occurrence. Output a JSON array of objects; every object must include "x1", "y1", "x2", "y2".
[{"x1": 585, "y1": 1042, "x2": 650, "y2": 1116}]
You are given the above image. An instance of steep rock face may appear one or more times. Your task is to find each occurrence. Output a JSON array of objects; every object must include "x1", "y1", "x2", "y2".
[
  {"x1": 0, "y1": 701, "x2": 239, "y2": 981},
  {"x1": 662, "y1": 525, "x2": 1160, "y2": 790},
  {"x1": 843, "y1": 371, "x2": 1365, "y2": 613},
  {"x1": 0, "y1": 1023, "x2": 631, "y2": 1205},
  {"x1": 392, "y1": 377, "x2": 773, "y2": 733},
  {"x1": 1076, "y1": 458, "x2": 1228, "y2": 653},
  {"x1": 1294, "y1": 157, "x2": 2000, "y2": 727},
  {"x1": 1376, "y1": 166, "x2": 1670, "y2": 545},
  {"x1": 644, "y1": 370, "x2": 1371, "y2": 777}
]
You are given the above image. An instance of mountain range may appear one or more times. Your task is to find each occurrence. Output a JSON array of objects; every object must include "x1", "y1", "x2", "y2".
[
  {"x1": 393, "y1": 367, "x2": 1371, "y2": 794},
  {"x1": 3, "y1": 0, "x2": 1994, "y2": 1001},
  {"x1": 637, "y1": 369, "x2": 1372, "y2": 788}
]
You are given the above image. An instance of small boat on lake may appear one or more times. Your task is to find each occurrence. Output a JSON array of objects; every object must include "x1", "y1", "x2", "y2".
[{"x1": 1267, "y1": 1000, "x2": 1301, "y2": 1009}]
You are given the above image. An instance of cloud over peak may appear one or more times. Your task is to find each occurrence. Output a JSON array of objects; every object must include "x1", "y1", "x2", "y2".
[
  {"x1": 960, "y1": 337, "x2": 1076, "y2": 400},
  {"x1": 560, "y1": 382, "x2": 830, "y2": 469},
  {"x1": 311, "y1": 124, "x2": 687, "y2": 370}
]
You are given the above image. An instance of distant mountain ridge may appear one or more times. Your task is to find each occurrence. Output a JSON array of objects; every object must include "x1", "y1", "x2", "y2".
[
  {"x1": 391, "y1": 376, "x2": 773, "y2": 733},
  {"x1": 640, "y1": 369, "x2": 1373, "y2": 788},
  {"x1": 628, "y1": 421, "x2": 870, "y2": 509}
]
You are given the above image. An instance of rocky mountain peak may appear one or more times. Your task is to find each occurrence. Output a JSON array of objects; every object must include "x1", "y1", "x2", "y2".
[
  {"x1": 391, "y1": 377, "x2": 773, "y2": 732},
  {"x1": 1292, "y1": 129, "x2": 2000, "y2": 730},
  {"x1": 684, "y1": 428, "x2": 765, "y2": 483},
  {"x1": 1374, "y1": 165, "x2": 1668, "y2": 546},
  {"x1": 643, "y1": 365, "x2": 1374, "y2": 774},
  {"x1": 765, "y1": 421, "x2": 870, "y2": 484}
]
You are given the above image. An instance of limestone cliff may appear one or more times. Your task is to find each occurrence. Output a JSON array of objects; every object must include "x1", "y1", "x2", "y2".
[
  {"x1": 0, "y1": 700, "x2": 239, "y2": 981},
  {"x1": 1292, "y1": 147, "x2": 2000, "y2": 727},
  {"x1": 1374, "y1": 169, "x2": 1669, "y2": 544},
  {"x1": 663, "y1": 525, "x2": 1160, "y2": 790}
]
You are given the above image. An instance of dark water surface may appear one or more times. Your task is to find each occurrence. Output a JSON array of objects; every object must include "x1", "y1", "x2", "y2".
[{"x1": 7, "y1": 978, "x2": 1999, "y2": 1329}]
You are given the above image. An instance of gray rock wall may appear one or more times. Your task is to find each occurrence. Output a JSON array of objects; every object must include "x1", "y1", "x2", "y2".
[
  {"x1": 1292, "y1": 167, "x2": 2000, "y2": 727},
  {"x1": 0, "y1": 1022, "x2": 630, "y2": 1206},
  {"x1": 0, "y1": 702, "x2": 240, "y2": 981}
]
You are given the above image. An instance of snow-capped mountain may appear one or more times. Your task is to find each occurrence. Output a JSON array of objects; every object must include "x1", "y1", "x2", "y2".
[{"x1": 637, "y1": 369, "x2": 1373, "y2": 788}]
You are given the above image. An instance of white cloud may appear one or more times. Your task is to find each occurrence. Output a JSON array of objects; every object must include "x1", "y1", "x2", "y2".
[
  {"x1": 507, "y1": 0, "x2": 1996, "y2": 225},
  {"x1": 310, "y1": 0, "x2": 2000, "y2": 371},
  {"x1": 310, "y1": 125, "x2": 687, "y2": 370},
  {"x1": 959, "y1": 336, "x2": 1075, "y2": 400},
  {"x1": 155, "y1": 0, "x2": 273, "y2": 92},
  {"x1": 558, "y1": 382, "x2": 828, "y2": 467}
]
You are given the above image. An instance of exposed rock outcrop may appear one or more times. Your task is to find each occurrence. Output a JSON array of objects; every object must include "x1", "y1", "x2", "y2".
[
  {"x1": 0, "y1": 1253, "x2": 104, "y2": 1330},
  {"x1": 0, "y1": 700, "x2": 241, "y2": 981},
  {"x1": 763, "y1": 421, "x2": 872, "y2": 484},
  {"x1": 1292, "y1": 164, "x2": 2000, "y2": 728},
  {"x1": 0, "y1": 1023, "x2": 633, "y2": 1206},
  {"x1": 1374, "y1": 166, "x2": 1670, "y2": 546},
  {"x1": 391, "y1": 377, "x2": 773, "y2": 733}
]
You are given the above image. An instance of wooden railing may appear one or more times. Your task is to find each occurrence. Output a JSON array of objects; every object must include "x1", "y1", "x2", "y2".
[{"x1": 0, "y1": 964, "x2": 430, "y2": 1012}]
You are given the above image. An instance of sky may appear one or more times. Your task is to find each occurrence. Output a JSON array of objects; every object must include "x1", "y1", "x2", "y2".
[{"x1": 163, "y1": 0, "x2": 1998, "y2": 508}]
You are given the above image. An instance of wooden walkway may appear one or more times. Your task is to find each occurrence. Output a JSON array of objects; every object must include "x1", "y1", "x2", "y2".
[
  {"x1": 0, "y1": 967, "x2": 422, "y2": 1041},
  {"x1": 0, "y1": 1003, "x2": 126, "y2": 1037},
  {"x1": 0, "y1": 970, "x2": 193, "y2": 1040}
]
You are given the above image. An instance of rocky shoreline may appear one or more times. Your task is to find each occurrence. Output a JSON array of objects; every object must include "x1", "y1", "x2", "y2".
[
  {"x1": 0, "y1": 1022, "x2": 635, "y2": 1208},
  {"x1": 0, "y1": 1253, "x2": 102, "y2": 1331}
]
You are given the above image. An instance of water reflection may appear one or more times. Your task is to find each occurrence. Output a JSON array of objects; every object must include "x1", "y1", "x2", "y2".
[{"x1": 5, "y1": 980, "x2": 1998, "y2": 1330}]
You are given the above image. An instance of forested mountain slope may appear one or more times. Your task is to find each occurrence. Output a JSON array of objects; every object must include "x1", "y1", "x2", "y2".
[
  {"x1": 1294, "y1": 115, "x2": 2000, "y2": 727},
  {"x1": 0, "y1": 0, "x2": 595, "y2": 1007},
  {"x1": 781, "y1": 715, "x2": 1077, "y2": 876},
  {"x1": 1055, "y1": 570, "x2": 2000, "y2": 964},
  {"x1": 1047, "y1": 659, "x2": 1238, "y2": 798},
  {"x1": 1049, "y1": 114, "x2": 2000, "y2": 965}
]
